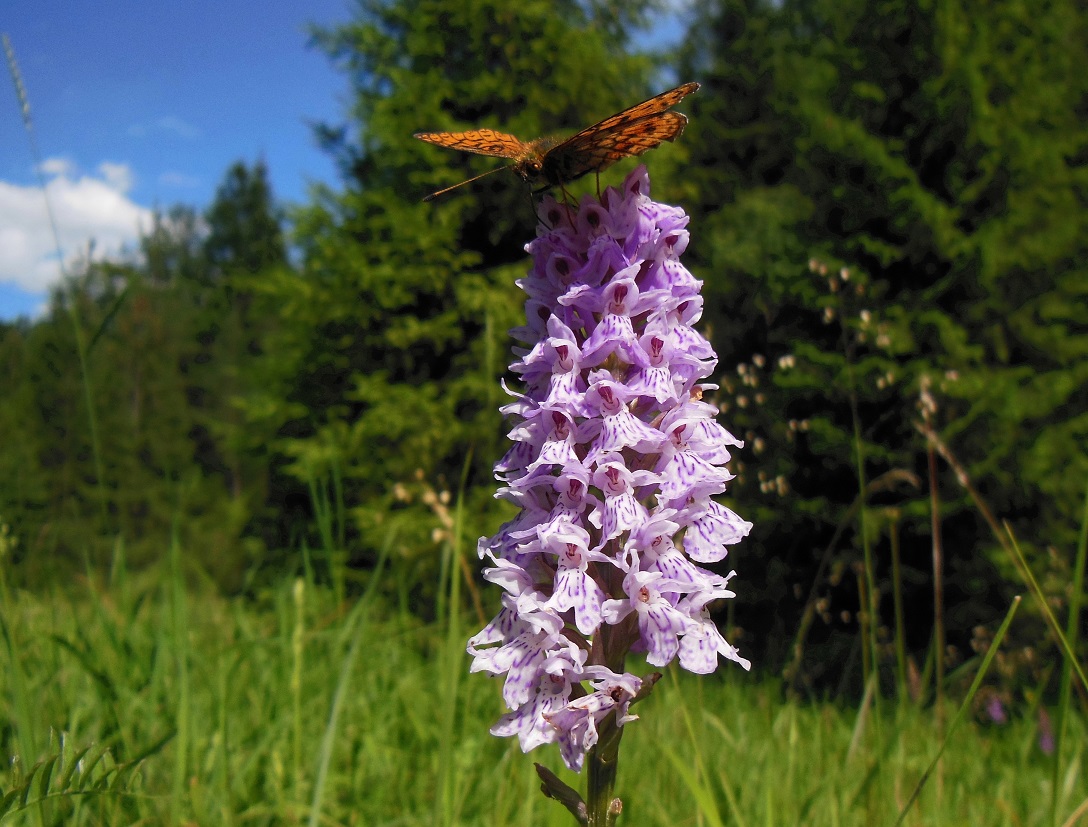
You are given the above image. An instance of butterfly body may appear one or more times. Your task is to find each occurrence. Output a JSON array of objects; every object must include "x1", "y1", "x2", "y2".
[{"x1": 415, "y1": 82, "x2": 699, "y2": 200}]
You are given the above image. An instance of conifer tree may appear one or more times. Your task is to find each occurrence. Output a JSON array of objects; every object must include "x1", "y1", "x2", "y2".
[
  {"x1": 676, "y1": 0, "x2": 1088, "y2": 681},
  {"x1": 251, "y1": 0, "x2": 659, "y2": 570}
]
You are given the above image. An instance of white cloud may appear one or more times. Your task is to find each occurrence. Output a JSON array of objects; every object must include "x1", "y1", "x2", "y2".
[
  {"x1": 0, "y1": 159, "x2": 152, "y2": 293},
  {"x1": 127, "y1": 115, "x2": 202, "y2": 140},
  {"x1": 39, "y1": 157, "x2": 75, "y2": 177},
  {"x1": 98, "y1": 161, "x2": 135, "y2": 193},
  {"x1": 156, "y1": 116, "x2": 201, "y2": 139},
  {"x1": 159, "y1": 170, "x2": 201, "y2": 189}
]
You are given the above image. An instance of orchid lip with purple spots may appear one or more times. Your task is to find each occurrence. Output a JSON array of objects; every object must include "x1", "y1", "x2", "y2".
[{"x1": 469, "y1": 165, "x2": 752, "y2": 772}]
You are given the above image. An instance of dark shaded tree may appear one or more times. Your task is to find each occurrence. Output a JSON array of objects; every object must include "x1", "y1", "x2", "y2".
[
  {"x1": 243, "y1": 0, "x2": 662, "y2": 585},
  {"x1": 0, "y1": 163, "x2": 290, "y2": 588},
  {"x1": 205, "y1": 160, "x2": 287, "y2": 275},
  {"x1": 673, "y1": 0, "x2": 1088, "y2": 691}
]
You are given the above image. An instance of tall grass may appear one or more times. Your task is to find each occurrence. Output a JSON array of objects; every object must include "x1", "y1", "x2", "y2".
[{"x1": 0, "y1": 543, "x2": 1084, "y2": 826}]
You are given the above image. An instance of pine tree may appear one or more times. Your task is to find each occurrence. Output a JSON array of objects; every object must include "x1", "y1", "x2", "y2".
[
  {"x1": 247, "y1": 0, "x2": 660, "y2": 573},
  {"x1": 676, "y1": 0, "x2": 1088, "y2": 683}
]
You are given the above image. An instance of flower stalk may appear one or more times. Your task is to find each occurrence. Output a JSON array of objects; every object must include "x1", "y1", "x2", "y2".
[{"x1": 470, "y1": 166, "x2": 752, "y2": 821}]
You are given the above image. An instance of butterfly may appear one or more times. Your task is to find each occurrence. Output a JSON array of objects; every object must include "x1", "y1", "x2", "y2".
[{"x1": 414, "y1": 82, "x2": 699, "y2": 201}]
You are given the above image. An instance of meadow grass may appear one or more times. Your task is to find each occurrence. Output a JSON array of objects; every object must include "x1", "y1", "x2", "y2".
[{"x1": 0, "y1": 550, "x2": 1084, "y2": 827}]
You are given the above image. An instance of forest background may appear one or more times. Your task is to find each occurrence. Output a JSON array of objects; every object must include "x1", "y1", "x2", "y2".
[{"x1": 2, "y1": 0, "x2": 1086, "y2": 709}]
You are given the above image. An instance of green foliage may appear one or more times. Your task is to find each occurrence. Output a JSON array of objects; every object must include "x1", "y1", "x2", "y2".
[
  {"x1": 205, "y1": 160, "x2": 287, "y2": 275},
  {"x1": 0, "y1": 163, "x2": 287, "y2": 586},
  {"x1": 0, "y1": 567, "x2": 1083, "y2": 825},
  {"x1": 0, "y1": 740, "x2": 159, "y2": 822},
  {"x1": 239, "y1": 0, "x2": 661, "y2": 572},
  {"x1": 674, "y1": 0, "x2": 1088, "y2": 688}
]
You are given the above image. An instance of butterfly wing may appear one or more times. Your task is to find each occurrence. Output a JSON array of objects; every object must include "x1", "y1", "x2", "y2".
[
  {"x1": 415, "y1": 82, "x2": 700, "y2": 197},
  {"x1": 414, "y1": 128, "x2": 531, "y2": 159},
  {"x1": 541, "y1": 82, "x2": 699, "y2": 184},
  {"x1": 547, "y1": 111, "x2": 691, "y2": 182},
  {"x1": 561, "y1": 82, "x2": 700, "y2": 146}
]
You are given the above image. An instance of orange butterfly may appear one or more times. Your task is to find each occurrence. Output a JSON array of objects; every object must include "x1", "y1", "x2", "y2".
[{"x1": 415, "y1": 82, "x2": 699, "y2": 201}]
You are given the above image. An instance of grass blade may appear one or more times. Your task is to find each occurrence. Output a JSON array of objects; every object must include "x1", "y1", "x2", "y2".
[
  {"x1": 892, "y1": 595, "x2": 1021, "y2": 826},
  {"x1": 1004, "y1": 526, "x2": 1088, "y2": 694},
  {"x1": 306, "y1": 536, "x2": 390, "y2": 827}
]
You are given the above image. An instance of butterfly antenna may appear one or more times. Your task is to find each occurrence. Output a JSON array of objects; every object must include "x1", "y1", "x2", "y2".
[{"x1": 422, "y1": 165, "x2": 513, "y2": 202}]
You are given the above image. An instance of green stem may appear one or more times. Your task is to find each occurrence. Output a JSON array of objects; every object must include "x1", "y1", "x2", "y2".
[
  {"x1": 585, "y1": 593, "x2": 638, "y2": 827},
  {"x1": 586, "y1": 718, "x2": 624, "y2": 826}
]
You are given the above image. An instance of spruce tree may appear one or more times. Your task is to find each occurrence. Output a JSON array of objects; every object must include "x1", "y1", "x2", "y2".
[
  {"x1": 250, "y1": 0, "x2": 659, "y2": 574},
  {"x1": 676, "y1": 0, "x2": 1088, "y2": 684}
]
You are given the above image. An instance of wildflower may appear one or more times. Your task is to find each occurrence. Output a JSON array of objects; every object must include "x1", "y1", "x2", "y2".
[
  {"x1": 469, "y1": 166, "x2": 752, "y2": 776},
  {"x1": 1038, "y1": 707, "x2": 1055, "y2": 755}
]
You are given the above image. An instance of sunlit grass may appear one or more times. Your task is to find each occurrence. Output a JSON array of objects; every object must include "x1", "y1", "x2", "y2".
[{"x1": 0, "y1": 556, "x2": 1083, "y2": 826}]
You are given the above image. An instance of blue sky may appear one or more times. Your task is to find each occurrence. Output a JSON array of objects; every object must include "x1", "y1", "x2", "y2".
[
  {"x1": 2, "y1": 2, "x2": 688, "y2": 322},
  {"x1": 1, "y1": 0, "x2": 350, "y2": 319}
]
